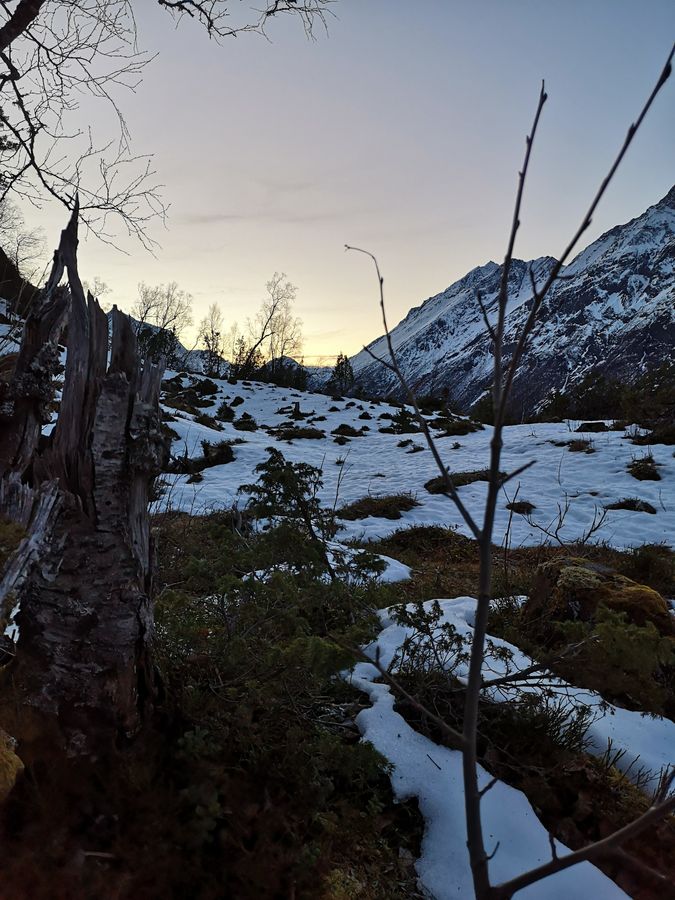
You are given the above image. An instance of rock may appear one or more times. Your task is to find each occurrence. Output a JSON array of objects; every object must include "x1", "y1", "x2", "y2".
[
  {"x1": 0, "y1": 729, "x2": 23, "y2": 802},
  {"x1": 525, "y1": 556, "x2": 675, "y2": 636},
  {"x1": 575, "y1": 422, "x2": 609, "y2": 433}
]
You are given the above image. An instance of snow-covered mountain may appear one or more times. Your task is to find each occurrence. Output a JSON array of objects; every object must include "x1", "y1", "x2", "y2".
[{"x1": 350, "y1": 185, "x2": 675, "y2": 415}]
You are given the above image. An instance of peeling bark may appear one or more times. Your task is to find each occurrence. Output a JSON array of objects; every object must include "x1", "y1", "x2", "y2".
[{"x1": 0, "y1": 202, "x2": 167, "y2": 757}]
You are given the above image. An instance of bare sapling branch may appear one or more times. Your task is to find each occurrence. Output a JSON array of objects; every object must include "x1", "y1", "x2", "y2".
[
  {"x1": 345, "y1": 244, "x2": 482, "y2": 543},
  {"x1": 348, "y1": 42, "x2": 674, "y2": 900}
]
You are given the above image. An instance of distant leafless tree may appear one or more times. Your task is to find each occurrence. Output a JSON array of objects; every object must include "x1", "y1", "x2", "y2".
[
  {"x1": 129, "y1": 280, "x2": 193, "y2": 363},
  {"x1": 231, "y1": 271, "x2": 302, "y2": 377},
  {"x1": 131, "y1": 280, "x2": 193, "y2": 337},
  {"x1": 0, "y1": 197, "x2": 45, "y2": 282},
  {"x1": 82, "y1": 275, "x2": 111, "y2": 307},
  {"x1": 263, "y1": 272, "x2": 303, "y2": 370},
  {"x1": 0, "y1": 1, "x2": 333, "y2": 246},
  {"x1": 199, "y1": 301, "x2": 225, "y2": 376}
]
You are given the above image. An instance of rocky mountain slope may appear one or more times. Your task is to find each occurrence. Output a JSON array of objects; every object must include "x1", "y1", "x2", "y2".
[{"x1": 350, "y1": 185, "x2": 675, "y2": 415}]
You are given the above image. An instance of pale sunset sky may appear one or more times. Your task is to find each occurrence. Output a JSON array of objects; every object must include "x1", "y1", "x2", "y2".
[{"x1": 23, "y1": 1, "x2": 675, "y2": 362}]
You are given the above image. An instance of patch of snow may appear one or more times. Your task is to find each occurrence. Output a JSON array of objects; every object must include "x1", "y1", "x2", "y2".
[{"x1": 349, "y1": 621, "x2": 629, "y2": 898}]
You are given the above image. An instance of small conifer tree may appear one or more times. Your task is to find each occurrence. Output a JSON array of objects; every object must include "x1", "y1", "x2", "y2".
[{"x1": 326, "y1": 352, "x2": 354, "y2": 395}]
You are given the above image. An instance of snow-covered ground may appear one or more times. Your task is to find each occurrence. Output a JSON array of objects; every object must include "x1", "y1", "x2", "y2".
[
  {"x1": 159, "y1": 374, "x2": 674, "y2": 898},
  {"x1": 349, "y1": 596, "x2": 675, "y2": 899},
  {"x1": 161, "y1": 375, "x2": 673, "y2": 551},
  {"x1": 356, "y1": 597, "x2": 675, "y2": 787},
  {"x1": 8, "y1": 362, "x2": 669, "y2": 899}
]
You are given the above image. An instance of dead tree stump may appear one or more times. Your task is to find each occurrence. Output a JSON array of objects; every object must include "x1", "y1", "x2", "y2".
[{"x1": 0, "y1": 202, "x2": 167, "y2": 758}]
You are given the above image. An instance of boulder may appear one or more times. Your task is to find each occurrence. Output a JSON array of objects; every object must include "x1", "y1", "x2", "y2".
[{"x1": 525, "y1": 556, "x2": 674, "y2": 637}]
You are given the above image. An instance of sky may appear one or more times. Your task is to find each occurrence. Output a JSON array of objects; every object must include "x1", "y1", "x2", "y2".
[{"x1": 21, "y1": 0, "x2": 675, "y2": 363}]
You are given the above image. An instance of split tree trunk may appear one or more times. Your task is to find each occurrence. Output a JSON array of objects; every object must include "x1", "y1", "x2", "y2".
[{"x1": 0, "y1": 202, "x2": 166, "y2": 758}]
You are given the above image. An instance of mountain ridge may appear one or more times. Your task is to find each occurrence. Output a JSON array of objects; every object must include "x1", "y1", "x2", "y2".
[{"x1": 349, "y1": 185, "x2": 675, "y2": 414}]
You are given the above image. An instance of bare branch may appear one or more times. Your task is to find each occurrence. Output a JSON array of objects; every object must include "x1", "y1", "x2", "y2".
[
  {"x1": 348, "y1": 43, "x2": 674, "y2": 900},
  {"x1": 346, "y1": 244, "x2": 482, "y2": 543},
  {"x1": 346, "y1": 641, "x2": 466, "y2": 752},
  {"x1": 501, "y1": 44, "x2": 674, "y2": 413},
  {"x1": 493, "y1": 792, "x2": 675, "y2": 899}
]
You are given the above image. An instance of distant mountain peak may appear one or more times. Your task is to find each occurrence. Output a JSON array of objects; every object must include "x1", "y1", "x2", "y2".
[
  {"x1": 654, "y1": 183, "x2": 675, "y2": 209},
  {"x1": 348, "y1": 187, "x2": 675, "y2": 414}
]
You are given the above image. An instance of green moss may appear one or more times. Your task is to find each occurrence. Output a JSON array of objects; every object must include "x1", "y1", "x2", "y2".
[
  {"x1": 0, "y1": 730, "x2": 24, "y2": 802},
  {"x1": 0, "y1": 516, "x2": 26, "y2": 572},
  {"x1": 556, "y1": 565, "x2": 602, "y2": 591}
]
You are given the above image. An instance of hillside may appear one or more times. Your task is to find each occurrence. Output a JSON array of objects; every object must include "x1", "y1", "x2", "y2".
[
  {"x1": 159, "y1": 373, "x2": 673, "y2": 550},
  {"x1": 350, "y1": 186, "x2": 675, "y2": 415},
  {"x1": 148, "y1": 371, "x2": 675, "y2": 898}
]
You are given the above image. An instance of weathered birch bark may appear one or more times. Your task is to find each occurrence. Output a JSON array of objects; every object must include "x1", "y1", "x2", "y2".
[{"x1": 0, "y1": 201, "x2": 167, "y2": 758}]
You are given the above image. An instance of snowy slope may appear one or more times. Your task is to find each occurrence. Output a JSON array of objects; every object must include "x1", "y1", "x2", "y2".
[
  {"x1": 350, "y1": 185, "x2": 675, "y2": 414},
  {"x1": 160, "y1": 375, "x2": 674, "y2": 551}
]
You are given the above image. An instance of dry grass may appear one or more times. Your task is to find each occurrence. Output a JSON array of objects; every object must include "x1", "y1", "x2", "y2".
[
  {"x1": 628, "y1": 455, "x2": 662, "y2": 481},
  {"x1": 338, "y1": 494, "x2": 420, "y2": 521},
  {"x1": 424, "y1": 469, "x2": 502, "y2": 494},
  {"x1": 606, "y1": 497, "x2": 657, "y2": 514}
]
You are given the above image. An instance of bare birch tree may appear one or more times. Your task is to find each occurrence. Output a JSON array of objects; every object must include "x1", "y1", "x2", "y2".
[
  {"x1": 199, "y1": 301, "x2": 225, "y2": 376},
  {"x1": 231, "y1": 272, "x2": 302, "y2": 378}
]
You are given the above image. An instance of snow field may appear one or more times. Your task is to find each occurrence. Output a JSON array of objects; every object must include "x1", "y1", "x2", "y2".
[{"x1": 161, "y1": 376, "x2": 674, "y2": 551}]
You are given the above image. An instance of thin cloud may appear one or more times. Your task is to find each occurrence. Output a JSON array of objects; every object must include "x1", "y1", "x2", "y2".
[{"x1": 181, "y1": 208, "x2": 368, "y2": 226}]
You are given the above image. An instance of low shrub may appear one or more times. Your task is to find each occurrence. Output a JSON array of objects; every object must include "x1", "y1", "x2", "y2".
[
  {"x1": 331, "y1": 423, "x2": 363, "y2": 438},
  {"x1": 338, "y1": 494, "x2": 419, "y2": 521},
  {"x1": 431, "y1": 416, "x2": 482, "y2": 436},
  {"x1": 145, "y1": 502, "x2": 412, "y2": 897},
  {"x1": 191, "y1": 377, "x2": 219, "y2": 396},
  {"x1": 627, "y1": 455, "x2": 661, "y2": 481},
  {"x1": 169, "y1": 439, "x2": 235, "y2": 475},
  {"x1": 575, "y1": 421, "x2": 609, "y2": 433},
  {"x1": 161, "y1": 422, "x2": 180, "y2": 443},
  {"x1": 194, "y1": 412, "x2": 223, "y2": 430},
  {"x1": 233, "y1": 414, "x2": 258, "y2": 432},
  {"x1": 605, "y1": 497, "x2": 657, "y2": 514},
  {"x1": 506, "y1": 500, "x2": 536, "y2": 515},
  {"x1": 378, "y1": 409, "x2": 420, "y2": 435},
  {"x1": 424, "y1": 469, "x2": 497, "y2": 494},
  {"x1": 215, "y1": 401, "x2": 235, "y2": 422},
  {"x1": 163, "y1": 391, "x2": 213, "y2": 414},
  {"x1": 274, "y1": 426, "x2": 325, "y2": 441},
  {"x1": 631, "y1": 424, "x2": 675, "y2": 446},
  {"x1": 617, "y1": 544, "x2": 675, "y2": 597},
  {"x1": 567, "y1": 438, "x2": 595, "y2": 453}
]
